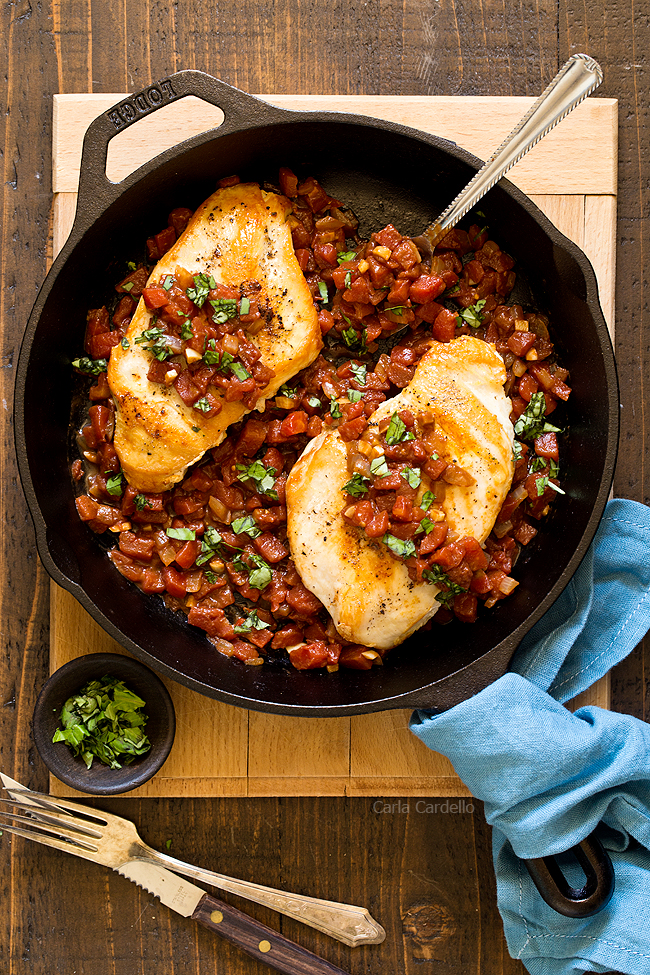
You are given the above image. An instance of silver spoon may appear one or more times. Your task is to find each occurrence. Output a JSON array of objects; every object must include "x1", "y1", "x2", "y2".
[{"x1": 413, "y1": 53, "x2": 603, "y2": 258}]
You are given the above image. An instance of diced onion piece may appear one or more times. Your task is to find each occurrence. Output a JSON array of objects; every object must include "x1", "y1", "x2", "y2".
[
  {"x1": 185, "y1": 348, "x2": 203, "y2": 365},
  {"x1": 245, "y1": 657, "x2": 264, "y2": 666},
  {"x1": 222, "y1": 334, "x2": 239, "y2": 355},
  {"x1": 326, "y1": 664, "x2": 339, "y2": 673},
  {"x1": 159, "y1": 544, "x2": 177, "y2": 566},
  {"x1": 275, "y1": 396, "x2": 298, "y2": 409},
  {"x1": 209, "y1": 496, "x2": 231, "y2": 523},
  {"x1": 512, "y1": 358, "x2": 527, "y2": 378},
  {"x1": 499, "y1": 576, "x2": 519, "y2": 595},
  {"x1": 493, "y1": 519, "x2": 513, "y2": 539}
]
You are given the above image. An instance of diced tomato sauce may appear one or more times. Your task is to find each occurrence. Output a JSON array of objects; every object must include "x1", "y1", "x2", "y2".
[{"x1": 71, "y1": 168, "x2": 570, "y2": 671}]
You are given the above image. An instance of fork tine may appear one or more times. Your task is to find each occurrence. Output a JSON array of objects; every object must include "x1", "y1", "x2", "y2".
[
  {"x1": 0, "y1": 800, "x2": 102, "y2": 840},
  {"x1": 0, "y1": 820, "x2": 103, "y2": 861},
  {"x1": 0, "y1": 810, "x2": 99, "y2": 850},
  {"x1": 2, "y1": 787, "x2": 109, "y2": 824}
]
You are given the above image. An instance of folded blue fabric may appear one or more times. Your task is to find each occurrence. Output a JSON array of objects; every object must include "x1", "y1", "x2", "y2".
[{"x1": 410, "y1": 498, "x2": 650, "y2": 975}]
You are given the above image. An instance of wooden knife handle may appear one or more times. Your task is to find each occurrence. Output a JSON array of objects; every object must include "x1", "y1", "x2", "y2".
[{"x1": 192, "y1": 892, "x2": 354, "y2": 975}]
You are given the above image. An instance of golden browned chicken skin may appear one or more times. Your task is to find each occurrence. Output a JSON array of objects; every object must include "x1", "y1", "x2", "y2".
[
  {"x1": 108, "y1": 183, "x2": 322, "y2": 493},
  {"x1": 286, "y1": 336, "x2": 515, "y2": 649}
]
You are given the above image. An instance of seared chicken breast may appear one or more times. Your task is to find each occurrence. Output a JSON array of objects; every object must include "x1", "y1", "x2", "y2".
[
  {"x1": 108, "y1": 183, "x2": 322, "y2": 493},
  {"x1": 286, "y1": 336, "x2": 515, "y2": 649}
]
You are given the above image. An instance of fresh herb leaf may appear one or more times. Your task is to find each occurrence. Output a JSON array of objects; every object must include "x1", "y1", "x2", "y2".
[
  {"x1": 318, "y1": 281, "x2": 329, "y2": 303},
  {"x1": 186, "y1": 273, "x2": 215, "y2": 308},
  {"x1": 416, "y1": 517, "x2": 436, "y2": 535},
  {"x1": 134, "y1": 494, "x2": 151, "y2": 511},
  {"x1": 239, "y1": 296, "x2": 251, "y2": 316},
  {"x1": 121, "y1": 337, "x2": 130, "y2": 350},
  {"x1": 180, "y1": 319, "x2": 194, "y2": 340},
  {"x1": 330, "y1": 399, "x2": 342, "y2": 419},
  {"x1": 234, "y1": 609, "x2": 270, "y2": 634},
  {"x1": 166, "y1": 527, "x2": 196, "y2": 541},
  {"x1": 278, "y1": 382, "x2": 298, "y2": 398},
  {"x1": 342, "y1": 472, "x2": 370, "y2": 497},
  {"x1": 51, "y1": 676, "x2": 151, "y2": 770},
  {"x1": 161, "y1": 274, "x2": 174, "y2": 291},
  {"x1": 337, "y1": 250, "x2": 356, "y2": 264},
  {"x1": 370, "y1": 454, "x2": 390, "y2": 478},
  {"x1": 231, "y1": 514, "x2": 262, "y2": 538},
  {"x1": 233, "y1": 552, "x2": 272, "y2": 590},
  {"x1": 348, "y1": 389, "x2": 363, "y2": 403},
  {"x1": 350, "y1": 363, "x2": 367, "y2": 385},
  {"x1": 135, "y1": 327, "x2": 174, "y2": 361},
  {"x1": 385, "y1": 413, "x2": 414, "y2": 445},
  {"x1": 105, "y1": 473, "x2": 124, "y2": 496},
  {"x1": 422, "y1": 564, "x2": 466, "y2": 606},
  {"x1": 72, "y1": 356, "x2": 108, "y2": 376},
  {"x1": 127, "y1": 261, "x2": 137, "y2": 272},
  {"x1": 194, "y1": 397, "x2": 213, "y2": 413},
  {"x1": 236, "y1": 461, "x2": 278, "y2": 498},
  {"x1": 121, "y1": 281, "x2": 134, "y2": 292},
  {"x1": 196, "y1": 526, "x2": 228, "y2": 565},
  {"x1": 400, "y1": 466, "x2": 421, "y2": 488},
  {"x1": 203, "y1": 340, "x2": 233, "y2": 370},
  {"x1": 341, "y1": 327, "x2": 367, "y2": 352},
  {"x1": 420, "y1": 490, "x2": 437, "y2": 510},
  {"x1": 229, "y1": 361, "x2": 251, "y2": 381},
  {"x1": 209, "y1": 298, "x2": 238, "y2": 324},
  {"x1": 458, "y1": 298, "x2": 487, "y2": 329},
  {"x1": 382, "y1": 533, "x2": 417, "y2": 559},
  {"x1": 514, "y1": 392, "x2": 562, "y2": 440},
  {"x1": 306, "y1": 395, "x2": 322, "y2": 408}
]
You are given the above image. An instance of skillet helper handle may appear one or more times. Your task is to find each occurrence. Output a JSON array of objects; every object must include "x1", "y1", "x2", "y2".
[
  {"x1": 191, "y1": 892, "x2": 353, "y2": 975},
  {"x1": 523, "y1": 830, "x2": 615, "y2": 918},
  {"x1": 76, "y1": 69, "x2": 285, "y2": 220}
]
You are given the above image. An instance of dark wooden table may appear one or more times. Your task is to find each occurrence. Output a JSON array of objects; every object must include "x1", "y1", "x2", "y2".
[{"x1": 1, "y1": 3, "x2": 645, "y2": 973}]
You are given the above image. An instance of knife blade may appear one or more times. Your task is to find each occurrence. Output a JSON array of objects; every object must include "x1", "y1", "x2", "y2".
[{"x1": 118, "y1": 860, "x2": 355, "y2": 975}]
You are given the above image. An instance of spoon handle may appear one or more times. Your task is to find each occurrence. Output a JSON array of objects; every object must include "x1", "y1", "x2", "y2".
[{"x1": 423, "y1": 53, "x2": 603, "y2": 247}]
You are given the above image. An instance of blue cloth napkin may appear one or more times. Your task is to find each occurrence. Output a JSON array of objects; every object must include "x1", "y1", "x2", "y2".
[{"x1": 410, "y1": 498, "x2": 650, "y2": 975}]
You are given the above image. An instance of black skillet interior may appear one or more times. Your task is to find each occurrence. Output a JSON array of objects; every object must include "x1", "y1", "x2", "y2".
[{"x1": 16, "y1": 87, "x2": 618, "y2": 715}]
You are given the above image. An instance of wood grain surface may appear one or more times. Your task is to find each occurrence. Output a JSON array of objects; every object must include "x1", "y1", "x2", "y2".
[
  {"x1": 1, "y1": 3, "x2": 644, "y2": 974},
  {"x1": 48, "y1": 93, "x2": 615, "y2": 801}
]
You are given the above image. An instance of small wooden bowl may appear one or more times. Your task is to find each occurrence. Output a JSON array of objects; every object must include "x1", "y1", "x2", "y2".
[{"x1": 33, "y1": 653, "x2": 175, "y2": 796}]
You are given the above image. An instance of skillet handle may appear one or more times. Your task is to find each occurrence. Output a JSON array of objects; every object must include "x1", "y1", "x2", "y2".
[
  {"x1": 75, "y1": 70, "x2": 286, "y2": 223},
  {"x1": 522, "y1": 831, "x2": 615, "y2": 918}
]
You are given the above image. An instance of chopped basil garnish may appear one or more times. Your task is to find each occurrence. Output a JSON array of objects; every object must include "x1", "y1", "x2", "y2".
[
  {"x1": 194, "y1": 397, "x2": 214, "y2": 413},
  {"x1": 161, "y1": 274, "x2": 174, "y2": 291},
  {"x1": 350, "y1": 363, "x2": 367, "y2": 385},
  {"x1": 180, "y1": 319, "x2": 193, "y2": 340},
  {"x1": 229, "y1": 361, "x2": 251, "y2": 382},
  {"x1": 51, "y1": 676, "x2": 151, "y2": 770},
  {"x1": 135, "y1": 327, "x2": 174, "y2": 361},
  {"x1": 203, "y1": 340, "x2": 233, "y2": 370},
  {"x1": 514, "y1": 392, "x2": 562, "y2": 440},
  {"x1": 234, "y1": 609, "x2": 270, "y2": 634},
  {"x1": 420, "y1": 490, "x2": 436, "y2": 510},
  {"x1": 318, "y1": 281, "x2": 329, "y2": 303},
  {"x1": 370, "y1": 454, "x2": 390, "y2": 478},
  {"x1": 236, "y1": 460, "x2": 278, "y2": 498},
  {"x1": 121, "y1": 281, "x2": 134, "y2": 292},
  {"x1": 278, "y1": 382, "x2": 298, "y2": 397},
  {"x1": 105, "y1": 473, "x2": 124, "y2": 496},
  {"x1": 134, "y1": 494, "x2": 151, "y2": 511},
  {"x1": 209, "y1": 297, "x2": 238, "y2": 323},
  {"x1": 127, "y1": 261, "x2": 137, "y2": 272},
  {"x1": 231, "y1": 514, "x2": 262, "y2": 538},
  {"x1": 330, "y1": 399, "x2": 342, "y2": 419},
  {"x1": 422, "y1": 564, "x2": 465, "y2": 606},
  {"x1": 204, "y1": 570, "x2": 217, "y2": 583},
  {"x1": 239, "y1": 296, "x2": 251, "y2": 316},
  {"x1": 72, "y1": 356, "x2": 108, "y2": 375},
  {"x1": 121, "y1": 337, "x2": 130, "y2": 349},
  {"x1": 337, "y1": 250, "x2": 356, "y2": 264},
  {"x1": 457, "y1": 299, "x2": 487, "y2": 329},
  {"x1": 342, "y1": 472, "x2": 370, "y2": 497},
  {"x1": 382, "y1": 533, "x2": 416, "y2": 559},
  {"x1": 348, "y1": 390, "x2": 363, "y2": 403},
  {"x1": 306, "y1": 395, "x2": 322, "y2": 408},
  {"x1": 187, "y1": 273, "x2": 216, "y2": 307},
  {"x1": 385, "y1": 413, "x2": 414, "y2": 445},
  {"x1": 166, "y1": 527, "x2": 196, "y2": 541},
  {"x1": 416, "y1": 517, "x2": 436, "y2": 535},
  {"x1": 233, "y1": 552, "x2": 272, "y2": 590},
  {"x1": 196, "y1": 526, "x2": 228, "y2": 565},
  {"x1": 400, "y1": 466, "x2": 422, "y2": 488},
  {"x1": 345, "y1": 271, "x2": 352, "y2": 289},
  {"x1": 341, "y1": 327, "x2": 367, "y2": 352}
]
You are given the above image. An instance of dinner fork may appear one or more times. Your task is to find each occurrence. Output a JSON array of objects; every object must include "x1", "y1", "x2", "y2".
[{"x1": 0, "y1": 773, "x2": 385, "y2": 948}]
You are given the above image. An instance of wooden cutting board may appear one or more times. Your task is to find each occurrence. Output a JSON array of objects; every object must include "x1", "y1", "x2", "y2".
[{"x1": 49, "y1": 93, "x2": 617, "y2": 798}]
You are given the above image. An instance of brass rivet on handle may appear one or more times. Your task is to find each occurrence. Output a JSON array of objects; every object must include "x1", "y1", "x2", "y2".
[
  {"x1": 210, "y1": 910, "x2": 224, "y2": 924},
  {"x1": 259, "y1": 940, "x2": 272, "y2": 953}
]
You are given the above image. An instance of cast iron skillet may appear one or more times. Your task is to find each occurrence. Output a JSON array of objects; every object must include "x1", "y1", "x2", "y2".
[{"x1": 16, "y1": 70, "x2": 619, "y2": 719}]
